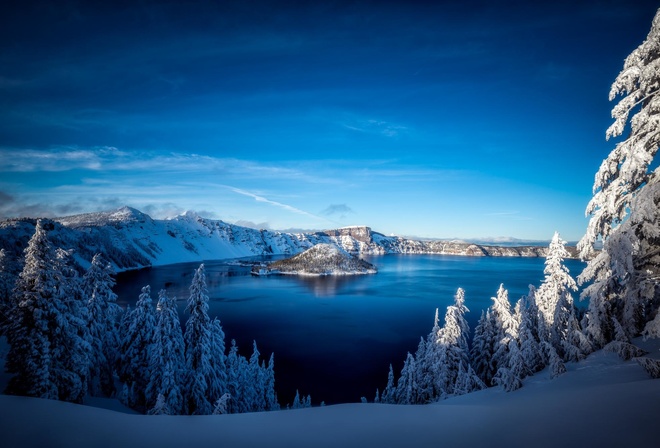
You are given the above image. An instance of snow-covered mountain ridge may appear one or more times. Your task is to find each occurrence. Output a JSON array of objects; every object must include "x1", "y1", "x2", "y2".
[{"x1": 0, "y1": 206, "x2": 578, "y2": 272}]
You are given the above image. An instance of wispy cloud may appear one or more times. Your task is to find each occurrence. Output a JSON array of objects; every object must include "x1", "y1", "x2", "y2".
[
  {"x1": 226, "y1": 186, "x2": 326, "y2": 221},
  {"x1": 341, "y1": 118, "x2": 409, "y2": 138}
]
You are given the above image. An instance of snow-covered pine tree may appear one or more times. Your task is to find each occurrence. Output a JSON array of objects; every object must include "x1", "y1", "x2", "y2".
[
  {"x1": 119, "y1": 285, "x2": 156, "y2": 410},
  {"x1": 148, "y1": 393, "x2": 171, "y2": 416},
  {"x1": 515, "y1": 296, "x2": 544, "y2": 374},
  {"x1": 184, "y1": 264, "x2": 214, "y2": 415},
  {"x1": 381, "y1": 364, "x2": 397, "y2": 404},
  {"x1": 82, "y1": 253, "x2": 122, "y2": 397},
  {"x1": 264, "y1": 353, "x2": 279, "y2": 411},
  {"x1": 225, "y1": 339, "x2": 242, "y2": 413},
  {"x1": 0, "y1": 248, "x2": 16, "y2": 335},
  {"x1": 413, "y1": 336, "x2": 432, "y2": 403},
  {"x1": 51, "y1": 247, "x2": 91, "y2": 403},
  {"x1": 5, "y1": 221, "x2": 90, "y2": 403},
  {"x1": 237, "y1": 348, "x2": 255, "y2": 412},
  {"x1": 213, "y1": 393, "x2": 232, "y2": 415},
  {"x1": 493, "y1": 338, "x2": 524, "y2": 392},
  {"x1": 578, "y1": 9, "x2": 660, "y2": 344},
  {"x1": 489, "y1": 284, "x2": 517, "y2": 376},
  {"x1": 207, "y1": 317, "x2": 227, "y2": 408},
  {"x1": 246, "y1": 341, "x2": 265, "y2": 412},
  {"x1": 395, "y1": 352, "x2": 418, "y2": 404},
  {"x1": 414, "y1": 309, "x2": 439, "y2": 403},
  {"x1": 292, "y1": 390, "x2": 302, "y2": 409},
  {"x1": 470, "y1": 309, "x2": 497, "y2": 386},
  {"x1": 146, "y1": 289, "x2": 185, "y2": 414},
  {"x1": 437, "y1": 288, "x2": 478, "y2": 396},
  {"x1": 563, "y1": 310, "x2": 592, "y2": 362},
  {"x1": 536, "y1": 233, "x2": 578, "y2": 355},
  {"x1": 542, "y1": 341, "x2": 566, "y2": 379}
]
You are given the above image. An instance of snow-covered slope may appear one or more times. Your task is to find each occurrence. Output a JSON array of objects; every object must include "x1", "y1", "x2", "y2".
[
  {"x1": 0, "y1": 338, "x2": 657, "y2": 448},
  {"x1": 267, "y1": 243, "x2": 377, "y2": 275},
  {"x1": 0, "y1": 207, "x2": 576, "y2": 273}
]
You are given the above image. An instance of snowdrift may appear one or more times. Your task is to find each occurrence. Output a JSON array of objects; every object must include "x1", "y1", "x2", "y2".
[{"x1": 1, "y1": 338, "x2": 658, "y2": 448}]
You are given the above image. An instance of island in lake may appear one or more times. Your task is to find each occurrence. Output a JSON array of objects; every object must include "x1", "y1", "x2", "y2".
[{"x1": 253, "y1": 243, "x2": 377, "y2": 276}]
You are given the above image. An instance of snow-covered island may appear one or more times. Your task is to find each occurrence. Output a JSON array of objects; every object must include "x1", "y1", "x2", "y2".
[{"x1": 257, "y1": 243, "x2": 377, "y2": 276}]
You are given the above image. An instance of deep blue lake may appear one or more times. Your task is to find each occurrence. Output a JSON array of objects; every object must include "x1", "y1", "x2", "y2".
[{"x1": 114, "y1": 254, "x2": 586, "y2": 406}]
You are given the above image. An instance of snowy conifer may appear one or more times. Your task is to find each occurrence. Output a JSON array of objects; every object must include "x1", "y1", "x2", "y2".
[
  {"x1": 264, "y1": 353, "x2": 279, "y2": 411},
  {"x1": 207, "y1": 317, "x2": 227, "y2": 407},
  {"x1": 213, "y1": 393, "x2": 232, "y2": 415},
  {"x1": 395, "y1": 352, "x2": 418, "y2": 404},
  {"x1": 542, "y1": 342, "x2": 566, "y2": 379},
  {"x1": 515, "y1": 297, "x2": 543, "y2": 374},
  {"x1": 148, "y1": 393, "x2": 171, "y2": 416},
  {"x1": 578, "y1": 9, "x2": 660, "y2": 343},
  {"x1": 490, "y1": 285, "x2": 517, "y2": 377},
  {"x1": 381, "y1": 364, "x2": 397, "y2": 404},
  {"x1": 82, "y1": 253, "x2": 122, "y2": 397},
  {"x1": 536, "y1": 233, "x2": 578, "y2": 353},
  {"x1": 471, "y1": 310, "x2": 496, "y2": 386},
  {"x1": 225, "y1": 339, "x2": 243, "y2": 413},
  {"x1": 146, "y1": 289, "x2": 185, "y2": 414},
  {"x1": 0, "y1": 248, "x2": 16, "y2": 335},
  {"x1": 292, "y1": 390, "x2": 302, "y2": 409},
  {"x1": 120, "y1": 285, "x2": 156, "y2": 410},
  {"x1": 5, "y1": 221, "x2": 89, "y2": 402},
  {"x1": 434, "y1": 288, "x2": 476, "y2": 397},
  {"x1": 184, "y1": 264, "x2": 214, "y2": 415}
]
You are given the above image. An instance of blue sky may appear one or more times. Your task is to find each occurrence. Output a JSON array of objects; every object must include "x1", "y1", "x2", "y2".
[{"x1": 0, "y1": 0, "x2": 658, "y2": 241}]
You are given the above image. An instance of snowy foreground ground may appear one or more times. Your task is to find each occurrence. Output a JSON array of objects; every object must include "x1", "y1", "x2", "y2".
[{"x1": 1, "y1": 338, "x2": 659, "y2": 448}]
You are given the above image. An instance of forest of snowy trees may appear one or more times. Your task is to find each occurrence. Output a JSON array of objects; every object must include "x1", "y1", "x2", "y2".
[
  {"x1": 0, "y1": 221, "x2": 294, "y2": 415},
  {"x1": 378, "y1": 232, "x2": 598, "y2": 403},
  {"x1": 378, "y1": 7, "x2": 660, "y2": 402}
]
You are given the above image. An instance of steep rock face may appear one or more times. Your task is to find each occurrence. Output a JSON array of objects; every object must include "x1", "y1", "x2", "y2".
[{"x1": 0, "y1": 207, "x2": 578, "y2": 273}]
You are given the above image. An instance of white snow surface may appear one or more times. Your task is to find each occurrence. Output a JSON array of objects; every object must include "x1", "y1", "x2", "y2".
[{"x1": 1, "y1": 338, "x2": 658, "y2": 448}]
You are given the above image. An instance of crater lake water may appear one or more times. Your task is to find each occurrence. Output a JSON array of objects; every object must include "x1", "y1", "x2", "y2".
[{"x1": 114, "y1": 254, "x2": 586, "y2": 406}]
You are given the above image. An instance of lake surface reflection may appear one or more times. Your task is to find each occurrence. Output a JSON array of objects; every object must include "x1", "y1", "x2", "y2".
[{"x1": 114, "y1": 254, "x2": 586, "y2": 405}]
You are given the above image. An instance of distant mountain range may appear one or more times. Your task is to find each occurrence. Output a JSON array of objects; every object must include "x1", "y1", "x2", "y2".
[{"x1": 0, "y1": 206, "x2": 579, "y2": 272}]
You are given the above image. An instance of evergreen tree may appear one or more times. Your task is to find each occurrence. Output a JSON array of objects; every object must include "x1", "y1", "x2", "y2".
[
  {"x1": 225, "y1": 339, "x2": 242, "y2": 413},
  {"x1": 213, "y1": 393, "x2": 232, "y2": 415},
  {"x1": 184, "y1": 264, "x2": 214, "y2": 415},
  {"x1": 471, "y1": 310, "x2": 496, "y2": 386},
  {"x1": 0, "y1": 248, "x2": 16, "y2": 335},
  {"x1": 146, "y1": 289, "x2": 185, "y2": 414},
  {"x1": 148, "y1": 393, "x2": 171, "y2": 416},
  {"x1": 489, "y1": 284, "x2": 517, "y2": 378},
  {"x1": 264, "y1": 353, "x2": 279, "y2": 411},
  {"x1": 207, "y1": 317, "x2": 227, "y2": 407},
  {"x1": 537, "y1": 233, "x2": 580, "y2": 360},
  {"x1": 381, "y1": 364, "x2": 397, "y2": 404},
  {"x1": 292, "y1": 390, "x2": 302, "y2": 409},
  {"x1": 82, "y1": 253, "x2": 122, "y2": 397},
  {"x1": 51, "y1": 248, "x2": 91, "y2": 403},
  {"x1": 578, "y1": 9, "x2": 660, "y2": 343},
  {"x1": 120, "y1": 285, "x2": 156, "y2": 410},
  {"x1": 542, "y1": 341, "x2": 566, "y2": 379},
  {"x1": 515, "y1": 297, "x2": 543, "y2": 374},
  {"x1": 438, "y1": 288, "x2": 478, "y2": 396},
  {"x1": 413, "y1": 336, "x2": 433, "y2": 403},
  {"x1": 5, "y1": 221, "x2": 89, "y2": 403},
  {"x1": 246, "y1": 341, "x2": 265, "y2": 412},
  {"x1": 395, "y1": 352, "x2": 418, "y2": 404}
]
